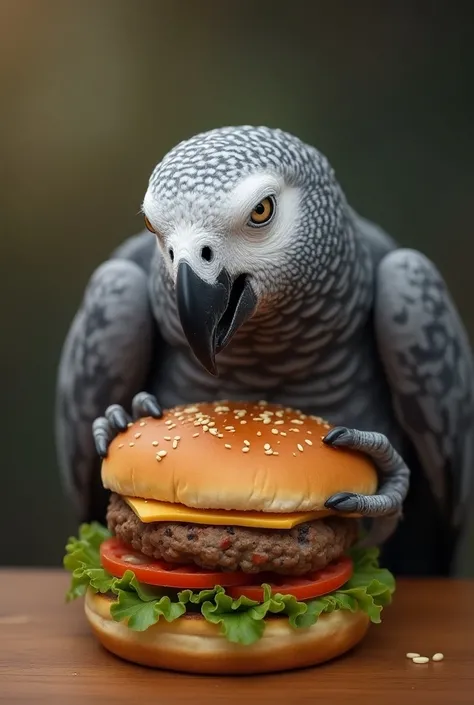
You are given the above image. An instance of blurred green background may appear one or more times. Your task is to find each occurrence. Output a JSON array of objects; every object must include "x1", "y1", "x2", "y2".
[{"x1": 1, "y1": 0, "x2": 473, "y2": 573}]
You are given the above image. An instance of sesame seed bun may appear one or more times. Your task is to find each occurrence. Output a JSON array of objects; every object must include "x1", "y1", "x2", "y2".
[
  {"x1": 85, "y1": 589, "x2": 370, "y2": 674},
  {"x1": 101, "y1": 401, "x2": 377, "y2": 513}
]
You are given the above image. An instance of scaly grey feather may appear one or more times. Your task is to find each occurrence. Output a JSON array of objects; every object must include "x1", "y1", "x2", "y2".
[
  {"x1": 374, "y1": 249, "x2": 474, "y2": 530},
  {"x1": 55, "y1": 259, "x2": 155, "y2": 519}
]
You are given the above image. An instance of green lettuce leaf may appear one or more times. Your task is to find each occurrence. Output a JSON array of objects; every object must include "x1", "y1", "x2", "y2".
[
  {"x1": 63, "y1": 522, "x2": 113, "y2": 600},
  {"x1": 64, "y1": 523, "x2": 396, "y2": 645}
]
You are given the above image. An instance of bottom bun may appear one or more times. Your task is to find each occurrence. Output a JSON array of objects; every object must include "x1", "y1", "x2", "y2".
[{"x1": 85, "y1": 589, "x2": 370, "y2": 674}]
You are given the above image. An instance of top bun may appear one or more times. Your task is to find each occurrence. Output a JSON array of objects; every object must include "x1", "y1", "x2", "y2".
[{"x1": 101, "y1": 401, "x2": 377, "y2": 513}]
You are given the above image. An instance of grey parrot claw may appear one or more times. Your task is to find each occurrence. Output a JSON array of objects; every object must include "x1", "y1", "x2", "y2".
[
  {"x1": 322, "y1": 427, "x2": 351, "y2": 446},
  {"x1": 92, "y1": 393, "x2": 162, "y2": 459},
  {"x1": 96, "y1": 437, "x2": 109, "y2": 459},
  {"x1": 324, "y1": 491, "x2": 358, "y2": 512},
  {"x1": 105, "y1": 404, "x2": 131, "y2": 431},
  {"x1": 131, "y1": 392, "x2": 162, "y2": 420},
  {"x1": 92, "y1": 416, "x2": 115, "y2": 459}
]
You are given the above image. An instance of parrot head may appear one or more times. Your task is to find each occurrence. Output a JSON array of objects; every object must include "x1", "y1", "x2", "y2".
[{"x1": 142, "y1": 126, "x2": 348, "y2": 375}]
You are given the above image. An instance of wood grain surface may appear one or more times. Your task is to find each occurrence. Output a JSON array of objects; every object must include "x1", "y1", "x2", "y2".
[{"x1": 1, "y1": 570, "x2": 473, "y2": 705}]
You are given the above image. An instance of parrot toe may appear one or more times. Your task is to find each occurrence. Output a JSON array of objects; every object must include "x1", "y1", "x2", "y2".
[
  {"x1": 322, "y1": 426, "x2": 352, "y2": 447},
  {"x1": 105, "y1": 404, "x2": 131, "y2": 431},
  {"x1": 324, "y1": 491, "x2": 359, "y2": 512},
  {"x1": 131, "y1": 392, "x2": 162, "y2": 420}
]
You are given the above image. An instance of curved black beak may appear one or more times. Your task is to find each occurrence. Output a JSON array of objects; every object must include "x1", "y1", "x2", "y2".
[{"x1": 176, "y1": 262, "x2": 257, "y2": 375}]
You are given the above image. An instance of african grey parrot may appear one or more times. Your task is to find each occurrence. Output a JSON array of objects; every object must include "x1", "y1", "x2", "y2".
[{"x1": 55, "y1": 125, "x2": 474, "y2": 577}]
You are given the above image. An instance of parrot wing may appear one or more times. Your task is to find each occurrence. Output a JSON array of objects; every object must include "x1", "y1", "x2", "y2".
[
  {"x1": 55, "y1": 235, "x2": 159, "y2": 521},
  {"x1": 374, "y1": 247, "x2": 474, "y2": 534}
]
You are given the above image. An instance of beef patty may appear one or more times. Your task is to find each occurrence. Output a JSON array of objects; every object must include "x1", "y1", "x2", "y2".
[{"x1": 106, "y1": 493, "x2": 358, "y2": 576}]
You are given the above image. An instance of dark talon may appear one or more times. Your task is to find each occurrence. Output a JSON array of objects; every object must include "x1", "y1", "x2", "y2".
[
  {"x1": 96, "y1": 438, "x2": 109, "y2": 459},
  {"x1": 105, "y1": 404, "x2": 131, "y2": 431},
  {"x1": 325, "y1": 491, "x2": 358, "y2": 512},
  {"x1": 132, "y1": 392, "x2": 162, "y2": 420},
  {"x1": 92, "y1": 416, "x2": 113, "y2": 458},
  {"x1": 143, "y1": 397, "x2": 162, "y2": 418},
  {"x1": 323, "y1": 427, "x2": 348, "y2": 446}
]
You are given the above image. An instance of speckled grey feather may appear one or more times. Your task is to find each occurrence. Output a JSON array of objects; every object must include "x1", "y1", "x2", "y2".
[{"x1": 55, "y1": 125, "x2": 474, "y2": 575}]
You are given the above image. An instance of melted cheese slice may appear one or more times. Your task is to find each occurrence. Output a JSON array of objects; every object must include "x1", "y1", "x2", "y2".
[{"x1": 123, "y1": 496, "x2": 334, "y2": 529}]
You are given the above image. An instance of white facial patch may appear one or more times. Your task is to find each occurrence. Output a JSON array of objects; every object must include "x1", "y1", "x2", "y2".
[
  {"x1": 225, "y1": 173, "x2": 301, "y2": 277},
  {"x1": 142, "y1": 171, "x2": 302, "y2": 290}
]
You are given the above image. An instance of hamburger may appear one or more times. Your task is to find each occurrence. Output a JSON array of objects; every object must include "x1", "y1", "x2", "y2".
[{"x1": 64, "y1": 400, "x2": 395, "y2": 674}]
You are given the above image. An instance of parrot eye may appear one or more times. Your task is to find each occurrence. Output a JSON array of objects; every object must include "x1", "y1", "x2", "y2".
[
  {"x1": 144, "y1": 215, "x2": 156, "y2": 233},
  {"x1": 248, "y1": 196, "x2": 275, "y2": 227}
]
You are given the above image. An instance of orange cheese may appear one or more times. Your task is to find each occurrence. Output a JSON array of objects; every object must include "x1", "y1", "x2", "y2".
[{"x1": 123, "y1": 496, "x2": 334, "y2": 529}]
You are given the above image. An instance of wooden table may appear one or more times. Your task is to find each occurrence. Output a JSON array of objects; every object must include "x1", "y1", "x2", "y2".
[{"x1": 1, "y1": 570, "x2": 473, "y2": 704}]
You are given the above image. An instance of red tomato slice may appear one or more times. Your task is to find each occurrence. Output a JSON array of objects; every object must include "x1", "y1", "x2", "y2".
[
  {"x1": 100, "y1": 537, "x2": 250, "y2": 589},
  {"x1": 226, "y1": 556, "x2": 353, "y2": 601}
]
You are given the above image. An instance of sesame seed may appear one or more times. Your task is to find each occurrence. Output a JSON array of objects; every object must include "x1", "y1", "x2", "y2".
[
  {"x1": 225, "y1": 426, "x2": 235, "y2": 431},
  {"x1": 172, "y1": 440, "x2": 178, "y2": 449},
  {"x1": 184, "y1": 406, "x2": 199, "y2": 413},
  {"x1": 291, "y1": 419, "x2": 304, "y2": 425},
  {"x1": 208, "y1": 421, "x2": 216, "y2": 427},
  {"x1": 271, "y1": 428, "x2": 279, "y2": 435},
  {"x1": 174, "y1": 435, "x2": 181, "y2": 440},
  {"x1": 305, "y1": 439, "x2": 313, "y2": 446},
  {"x1": 164, "y1": 436, "x2": 171, "y2": 441},
  {"x1": 127, "y1": 422, "x2": 133, "y2": 427},
  {"x1": 274, "y1": 420, "x2": 284, "y2": 425},
  {"x1": 139, "y1": 421, "x2": 146, "y2": 427},
  {"x1": 118, "y1": 443, "x2": 124, "y2": 449},
  {"x1": 192, "y1": 433, "x2": 199, "y2": 438},
  {"x1": 297, "y1": 443, "x2": 304, "y2": 452},
  {"x1": 152, "y1": 441, "x2": 159, "y2": 446},
  {"x1": 432, "y1": 653, "x2": 444, "y2": 661},
  {"x1": 155, "y1": 454, "x2": 162, "y2": 462},
  {"x1": 157, "y1": 450, "x2": 167, "y2": 457},
  {"x1": 264, "y1": 449, "x2": 273, "y2": 455},
  {"x1": 290, "y1": 428, "x2": 300, "y2": 433},
  {"x1": 242, "y1": 447, "x2": 250, "y2": 453},
  {"x1": 129, "y1": 442, "x2": 135, "y2": 447},
  {"x1": 256, "y1": 431, "x2": 262, "y2": 436},
  {"x1": 165, "y1": 419, "x2": 173, "y2": 425},
  {"x1": 280, "y1": 432, "x2": 287, "y2": 436},
  {"x1": 323, "y1": 423, "x2": 331, "y2": 429},
  {"x1": 218, "y1": 433, "x2": 224, "y2": 438},
  {"x1": 203, "y1": 425, "x2": 209, "y2": 432},
  {"x1": 264, "y1": 443, "x2": 271, "y2": 450},
  {"x1": 241, "y1": 440, "x2": 249, "y2": 447},
  {"x1": 209, "y1": 428, "x2": 218, "y2": 436},
  {"x1": 168, "y1": 423, "x2": 176, "y2": 429},
  {"x1": 225, "y1": 444, "x2": 232, "y2": 449},
  {"x1": 412, "y1": 656, "x2": 429, "y2": 664},
  {"x1": 272, "y1": 451, "x2": 279, "y2": 456},
  {"x1": 293, "y1": 452, "x2": 297, "y2": 457},
  {"x1": 263, "y1": 418, "x2": 271, "y2": 425},
  {"x1": 193, "y1": 421, "x2": 201, "y2": 426},
  {"x1": 134, "y1": 432, "x2": 141, "y2": 439},
  {"x1": 275, "y1": 410, "x2": 284, "y2": 417},
  {"x1": 307, "y1": 430, "x2": 312, "y2": 435},
  {"x1": 259, "y1": 400, "x2": 268, "y2": 405},
  {"x1": 406, "y1": 653, "x2": 421, "y2": 659}
]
